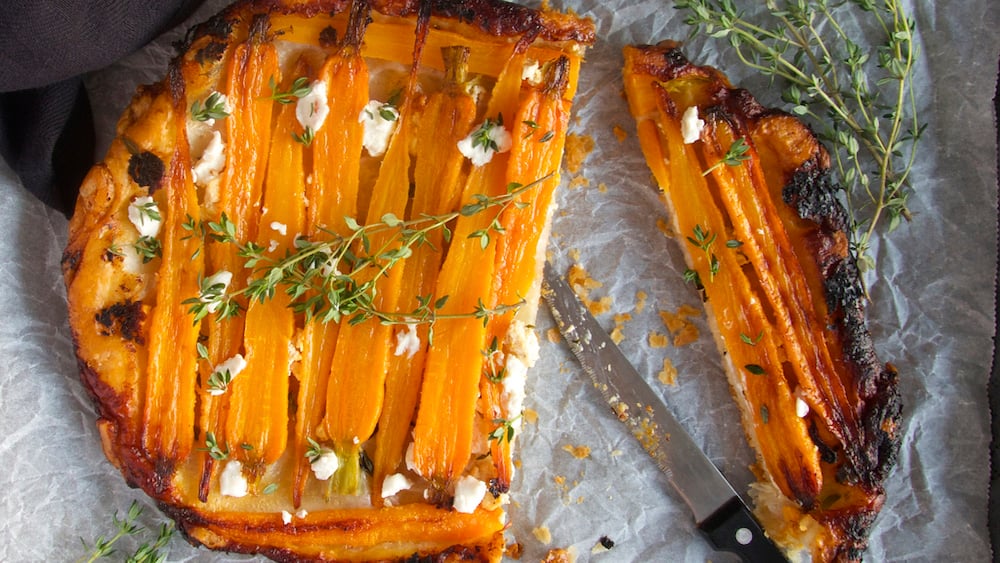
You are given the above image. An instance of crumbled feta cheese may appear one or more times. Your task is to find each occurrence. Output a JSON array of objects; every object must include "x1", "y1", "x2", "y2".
[
  {"x1": 296, "y1": 80, "x2": 329, "y2": 134},
  {"x1": 381, "y1": 473, "x2": 413, "y2": 498},
  {"x1": 281, "y1": 510, "x2": 292, "y2": 525},
  {"x1": 457, "y1": 119, "x2": 512, "y2": 167},
  {"x1": 311, "y1": 451, "x2": 339, "y2": 481},
  {"x1": 452, "y1": 475, "x2": 487, "y2": 514},
  {"x1": 501, "y1": 355, "x2": 528, "y2": 421},
  {"x1": 219, "y1": 460, "x2": 248, "y2": 497},
  {"x1": 127, "y1": 196, "x2": 161, "y2": 238},
  {"x1": 270, "y1": 221, "x2": 288, "y2": 236},
  {"x1": 208, "y1": 353, "x2": 247, "y2": 396},
  {"x1": 404, "y1": 442, "x2": 419, "y2": 474},
  {"x1": 268, "y1": 239, "x2": 279, "y2": 253},
  {"x1": 521, "y1": 59, "x2": 542, "y2": 84},
  {"x1": 295, "y1": 509, "x2": 308, "y2": 519},
  {"x1": 680, "y1": 106, "x2": 705, "y2": 144},
  {"x1": 505, "y1": 320, "x2": 540, "y2": 367},
  {"x1": 796, "y1": 396, "x2": 810, "y2": 418},
  {"x1": 201, "y1": 270, "x2": 233, "y2": 313},
  {"x1": 358, "y1": 100, "x2": 399, "y2": 157},
  {"x1": 393, "y1": 324, "x2": 421, "y2": 359},
  {"x1": 192, "y1": 130, "x2": 226, "y2": 185}
]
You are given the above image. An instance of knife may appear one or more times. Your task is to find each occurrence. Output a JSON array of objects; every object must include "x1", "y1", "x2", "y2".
[{"x1": 541, "y1": 262, "x2": 788, "y2": 563}]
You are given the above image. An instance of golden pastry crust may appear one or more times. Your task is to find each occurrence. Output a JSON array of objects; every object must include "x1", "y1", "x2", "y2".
[
  {"x1": 62, "y1": 1, "x2": 593, "y2": 561},
  {"x1": 622, "y1": 40, "x2": 901, "y2": 563}
]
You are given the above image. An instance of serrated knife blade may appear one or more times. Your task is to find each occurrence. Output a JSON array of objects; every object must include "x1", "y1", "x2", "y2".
[{"x1": 542, "y1": 262, "x2": 787, "y2": 563}]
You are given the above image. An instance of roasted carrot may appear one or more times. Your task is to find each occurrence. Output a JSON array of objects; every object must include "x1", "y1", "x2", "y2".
[
  {"x1": 142, "y1": 78, "x2": 203, "y2": 463},
  {"x1": 479, "y1": 56, "x2": 572, "y2": 488},
  {"x1": 371, "y1": 46, "x2": 477, "y2": 504},
  {"x1": 292, "y1": 9, "x2": 370, "y2": 506},
  {"x1": 223, "y1": 64, "x2": 309, "y2": 479},
  {"x1": 197, "y1": 28, "x2": 278, "y2": 497},
  {"x1": 409, "y1": 49, "x2": 526, "y2": 487}
]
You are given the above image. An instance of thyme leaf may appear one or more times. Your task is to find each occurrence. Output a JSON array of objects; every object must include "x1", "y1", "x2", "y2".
[{"x1": 191, "y1": 91, "x2": 230, "y2": 122}]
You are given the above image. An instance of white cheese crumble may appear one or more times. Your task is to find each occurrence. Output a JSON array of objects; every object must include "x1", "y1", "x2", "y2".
[
  {"x1": 505, "y1": 320, "x2": 540, "y2": 367},
  {"x1": 358, "y1": 100, "x2": 399, "y2": 157},
  {"x1": 501, "y1": 355, "x2": 528, "y2": 422},
  {"x1": 404, "y1": 442, "x2": 419, "y2": 474},
  {"x1": 457, "y1": 118, "x2": 512, "y2": 167},
  {"x1": 268, "y1": 239, "x2": 280, "y2": 253},
  {"x1": 219, "y1": 460, "x2": 248, "y2": 497},
  {"x1": 192, "y1": 130, "x2": 226, "y2": 186},
  {"x1": 452, "y1": 475, "x2": 487, "y2": 514},
  {"x1": 521, "y1": 59, "x2": 542, "y2": 84},
  {"x1": 201, "y1": 270, "x2": 233, "y2": 313},
  {"x1": 208, "y1": 354, "x2": 247, "y2": 396},
  {"x1": 796, "y1": 396, "x2": 810, "y2": 418},
  {"x1": 296, "y1": 80, "x2": 330, "y2": 134},
  {"x1": 281, "y1": 510, "x2": 292, "y2": 525},
  {"x1": 270, "y1": 221, "x2": 288, "y2": 236},
  {"x1": 127, "y1": 196, "x2": 161, "y2": 238},
  {"x1": 311, "y1": 451, "x2": 339, "y2": 481},
  {"x1": 380, "y1": 473, "x2": 413, "y2": 498},
  {"x1": 680, "y1": 106, "x2": 705, "y2": 144},
  {"x1": 296, "y1": 509, "x2": 308, "y2": 519},
  {"x1": 393, "y1": 324, "x2": 421, "y2": 359}
]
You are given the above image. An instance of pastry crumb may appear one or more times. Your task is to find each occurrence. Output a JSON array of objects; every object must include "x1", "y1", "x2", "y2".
[
  {"x1": 568, "y1": 175, "x2": 590, "y2": 190},
  {"x1": 648, "y1": 332, "x2": 668, "y2": 348},
  {"x1": 659, "y1": 306, "x2": 701, "y2": 347},
  {"x1": 561, "y1": 444, "x2": 591, "y2": 459},
  {"x1": 563, "y1": 133, "x2": 594, "y2": 174},
  {"x1": 612, "y1": 124, "x2": 627, "y2": 142},
  {"x1": 532, "y1": 526, "x2": 553, "y2": 545},
  {"x1": 546, "y1": 327, "x2": 561, "y2": 343},
  {"x1": 522, "y1": 408, "x2": 539, "y2": 424},
  {"x1": 657, "y1": 358, "x2": 678, "y2": 386},
  {"x1": 568, "y1": 248, "x2": 581, "y2": 261},
  {"x1": 635, "y1": 290, "x2": 647, "y2": 313},
  {"x1": 591, "y1": 535, "x2": 616, "y2": 553},
  {"x1": 541, "y1": 547, "x2": 576, "y2": 563},
  {"x1": 597, "y1": 182, "x2": 608, "y2": 193},
  {"x1": 656, "y1": 217, "x2": 674, "y2": 237},
  {"x1": 505, "y1": 541, "x2": 524, "y2": 559}
]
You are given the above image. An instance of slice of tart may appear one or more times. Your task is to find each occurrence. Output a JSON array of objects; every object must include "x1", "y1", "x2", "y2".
[
  {"x1": 622, "y1": 41, "x2": 901, "y2": 562},
  {"x1": 61, "y1": 1, "x2": 593, "y2": 560}
]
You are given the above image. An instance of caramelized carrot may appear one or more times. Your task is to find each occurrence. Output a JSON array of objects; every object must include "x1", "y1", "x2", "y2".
[
  {"x1": 197, "y1": 29, "x2": 278, "y2": 497},
  {"x1": 142, "y1": 82, "x2": 203, "y2": 463},
  {"x1": 410, "y1": 49, "x2": 526, "y2": 486},
  {"x1": 480, "y1": 57, "x2": 572, "y2": 488},
  {"x1": 319, "y1": 87, "x2": 412, "y2": 496},
  {"x1": 224, "y1": 66, "x2": 309, "y2": 478},
  {"x1": 371, "y1": 46, "x2": 477, "y2": 503},
  {"x1": 293, "y1": 11, "x2": 370, "y2": 505}
]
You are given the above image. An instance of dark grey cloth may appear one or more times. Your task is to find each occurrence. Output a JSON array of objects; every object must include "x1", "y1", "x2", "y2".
[{"x1": 0, "y1": 0, "x2": 204, "y2": 215}]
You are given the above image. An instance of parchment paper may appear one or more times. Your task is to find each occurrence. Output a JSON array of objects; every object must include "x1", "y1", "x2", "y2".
[{"x1": 1, "y1": 1, "x2": 997, "y2": 561}]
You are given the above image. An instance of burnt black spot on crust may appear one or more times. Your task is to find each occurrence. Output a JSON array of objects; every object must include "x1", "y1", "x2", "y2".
[
  {"x1": 488, "y1": 477, "x2": 509, "y2": 496},
  {"x1": 319, "y1": 25, "x2": 339, "y2": 47},
  {"x1": 195, "y1": 40, "x2": 228, "y2": 64},
  {"x1": 782, "y1": 161, "x2": 848, "y2": 233},
  {"x1": 128, "y1": 152, "x2": 165, "y2": 193},
  {"x1": 62, "y1": 248, "x2": 82, "y2": 273},
  {"x1": 95, "y1": 300, "x2": 145, "y2": 344}
]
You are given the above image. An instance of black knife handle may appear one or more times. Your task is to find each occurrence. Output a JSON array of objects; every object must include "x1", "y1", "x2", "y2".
[{"x1": 698, "y1": 497, "x2": 789, "y2": 563}]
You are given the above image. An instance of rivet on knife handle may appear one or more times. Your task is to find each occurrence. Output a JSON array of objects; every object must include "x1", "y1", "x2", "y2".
[{"x1": 541, "y1": 262, "x2": 787, "y2": 563}]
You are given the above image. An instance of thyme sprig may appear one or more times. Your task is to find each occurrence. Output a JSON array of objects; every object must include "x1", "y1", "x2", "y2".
[
  {"x1": 80, "y1": 501, "x2": 174, "y2": 563},
  {"x1": 703, "y1": 137, "x2": 751, "y2": 175},
  {"x1": 675, "y1": 0, "x2": 922, "y2": 271},
  {"x1": 191, "y1": 91, "x2": 230, "y2": 122},
  {"x1": 686, "y1": 224, "x2": 721, "y2": 280},
  {"x1": 266, "y1": 76, "x2": 311, "y2": 104},
  {"x1": 185, "y1": 173, "x2": 550, "y2": 327}
]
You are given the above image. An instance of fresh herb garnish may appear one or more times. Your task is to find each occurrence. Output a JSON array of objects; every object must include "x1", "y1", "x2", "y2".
[
  {"x1": 744, "y1": 363, "x2": 767, "y2": 376},
  {"x1": 740, "y1": 331, "x2": 764, "y2": 346},
  {"x1": 703, "y1": 137, "x2": 750, "y2": 175},
  {"x1": 305, "y1": 437, "x2": 327, "y2": 463},
  {"x1": 133, "y1": 236, "x2": 162, "y2": 264},
  {"x1": 203, "y1": 431, "x2": 229, "y2": 460},
  {"x1": 686, "y1": 224, "x2": 721, "y2": 280},
  {"x1": 470, "y1": 114, "x2": 504, "y2": 152},
  {"x1": 676, "y1": 0, "x2": 922, "y2": 270},
  {"x1": 80, "y1": 501, "x2": 174, "y2": 563},
  {"x1": 488, "y1": 415, "x2": 521, "y2": 445},
  {"x1": 191, "y1": 91, "x2": 230, "y2": 122},
  {"x1": 206, "y1": 368, "x2": 234, "y2": 395},
  {"x1": 483, "y1": 336, "x2": 506, "y2": 383},
  {"x1": 266, "y1": 76, "x2": 311, "y2": 104},
  {"x1": 183, "y1": 174, "x2": 548, "y2": 328},
  {"x1": 292, "y1": 126, "x2": 315, "y2": 147}
]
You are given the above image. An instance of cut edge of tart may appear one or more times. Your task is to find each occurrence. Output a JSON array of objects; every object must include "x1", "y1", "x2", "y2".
[
  {"x1": 61, "y1": 1, "x2": 594, "y2": 561},
  {"x1": 621, "y1": 40, "x2": 901, "y2": 563}
]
